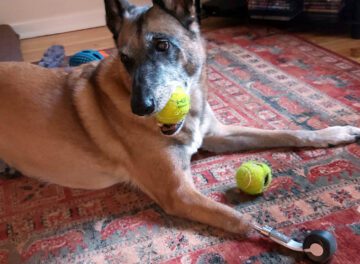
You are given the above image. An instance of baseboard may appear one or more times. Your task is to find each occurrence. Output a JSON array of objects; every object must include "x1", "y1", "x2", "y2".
[{"x1": 11, "y1": 9, "x2": 106, "y2": 39}]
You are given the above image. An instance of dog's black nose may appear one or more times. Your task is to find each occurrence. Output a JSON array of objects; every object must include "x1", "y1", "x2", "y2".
[{"x1": 131, "y1": 97, "x2": 156, "y2": 116}]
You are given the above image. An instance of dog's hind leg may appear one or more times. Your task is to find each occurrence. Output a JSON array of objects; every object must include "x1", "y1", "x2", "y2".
[{"x1": 201, "y1": 103, "x2": 360, "y2": 153}]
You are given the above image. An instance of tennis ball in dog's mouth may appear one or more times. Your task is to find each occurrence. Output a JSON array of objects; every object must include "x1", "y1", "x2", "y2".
[
  {"x1": 156, "y1": 86, "x2": 190, "y2": 125},
  {"x1": 235, "y1": 161, "x2": 272, "y2": 195}
]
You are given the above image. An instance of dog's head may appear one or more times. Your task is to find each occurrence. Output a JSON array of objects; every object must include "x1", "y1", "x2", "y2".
[{"x1": 104, "y1": 0, "x2": 205, "y2": 134}]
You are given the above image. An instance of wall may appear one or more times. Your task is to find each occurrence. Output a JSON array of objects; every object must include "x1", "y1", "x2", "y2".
[{"x1": 0, "y1": 0, "x2": 150, "y2": 39}]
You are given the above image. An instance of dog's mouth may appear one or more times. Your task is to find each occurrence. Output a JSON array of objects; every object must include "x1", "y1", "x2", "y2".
[{"x1": 158, "y1": 120, "x2": 185, "y2": 136}]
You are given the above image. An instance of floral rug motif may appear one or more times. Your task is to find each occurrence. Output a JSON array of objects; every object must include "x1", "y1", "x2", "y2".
[{"x1": 0, "y1": 26, "x2": 360, "y2": 264}]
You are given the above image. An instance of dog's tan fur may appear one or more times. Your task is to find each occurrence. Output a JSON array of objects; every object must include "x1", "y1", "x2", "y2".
[{"x1": 0, "y1": 0, "x2": 359, "y2": 235}]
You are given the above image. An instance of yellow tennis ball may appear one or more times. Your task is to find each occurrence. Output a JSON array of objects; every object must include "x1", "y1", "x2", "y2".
[
  {"x1": 156, "y1": 86, "x2": 190, "y2": 124},
  {"x1": 235, "y1": 161, "x2": 272, "y2": 195}
]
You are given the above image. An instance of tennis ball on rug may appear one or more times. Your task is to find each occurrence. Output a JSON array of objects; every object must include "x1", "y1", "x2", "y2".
[
  {"x1": 235, "y1": 161, "x2": 272, "y2": 195},
  {"x1": 156, "y1": 86, "x2": 190, "y2": 125}
]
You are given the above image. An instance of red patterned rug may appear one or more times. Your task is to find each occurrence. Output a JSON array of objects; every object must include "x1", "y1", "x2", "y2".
[{"x1": 1, "y1": 26, "x2": 360, "y2": 264}]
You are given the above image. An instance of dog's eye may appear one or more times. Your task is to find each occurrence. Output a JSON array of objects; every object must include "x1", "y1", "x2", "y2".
[
  {"x1": 120, "y1": 53, "x2": 130, "y2": 64},
  {"x1": 155, "y1": 40, "x2": 170, "y2": 52}
]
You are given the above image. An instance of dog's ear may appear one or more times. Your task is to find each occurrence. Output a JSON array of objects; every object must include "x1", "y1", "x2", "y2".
[
  {"x1": 104, "y1": 0, "x2": 133, "y2": 39},
  {"x1": 152, "y1": 0, "x2": 197, "y2": 30}
]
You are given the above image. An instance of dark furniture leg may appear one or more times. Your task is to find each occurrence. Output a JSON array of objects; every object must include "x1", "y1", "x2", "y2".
[
  {"x1": 351, "y1": 0, "x2": 360, "y2": 39},
  {"x1": 195, "y1": 0, "x2": 201, "y2": 23},
  {"x1": 351, "y1": 25, "x2": 360, "y2": 39}
]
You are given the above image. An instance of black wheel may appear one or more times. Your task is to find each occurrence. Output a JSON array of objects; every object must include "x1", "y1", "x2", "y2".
[{"x1": 303, "y1": 230, "x2": 337, "y2": 263}]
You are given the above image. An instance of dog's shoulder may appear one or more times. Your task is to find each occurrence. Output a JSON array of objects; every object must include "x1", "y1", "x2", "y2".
[{"x1": 65, "y1": 61, "x2": 101, "y2": 84}]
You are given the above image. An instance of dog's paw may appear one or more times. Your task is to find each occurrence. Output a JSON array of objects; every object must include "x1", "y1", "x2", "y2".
[{"x1": 311, "y1": 126, "x2": 360, "y2": 147}]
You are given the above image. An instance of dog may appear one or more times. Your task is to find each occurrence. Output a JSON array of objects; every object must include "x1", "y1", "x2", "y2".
[{"x1": 0, "y1": 0, "x2": 359, "y2": 235}]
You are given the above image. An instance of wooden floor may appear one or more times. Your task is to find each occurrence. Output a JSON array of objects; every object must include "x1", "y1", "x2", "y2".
[{"x1": 20, "y1": 18, "x2": 360, "y2": 63}]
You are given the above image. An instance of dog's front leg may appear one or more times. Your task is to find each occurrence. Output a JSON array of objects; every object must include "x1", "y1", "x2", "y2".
[
  {"x1": 162, "y1": 179, "x2": 251, "y2": 234},
  {"x1": 133, "y1": 155, "x2": 251, "y2": 234},
  {"x1": 201, "y1": 103, "x2": 360, "y2": 153}
]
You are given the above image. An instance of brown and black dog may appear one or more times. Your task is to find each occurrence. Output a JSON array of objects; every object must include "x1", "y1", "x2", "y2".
[{"x1": 0, "y1": 0, "x2": 359, "y2": 234}]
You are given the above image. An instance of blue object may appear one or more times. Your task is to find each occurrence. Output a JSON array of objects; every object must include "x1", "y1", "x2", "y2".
[
  {"x1": 69, "y1": 50, "x2": 104, "y2": 67},
  {"x1": 38, "y1": 45, "x2": 65, "y2": 68}
]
